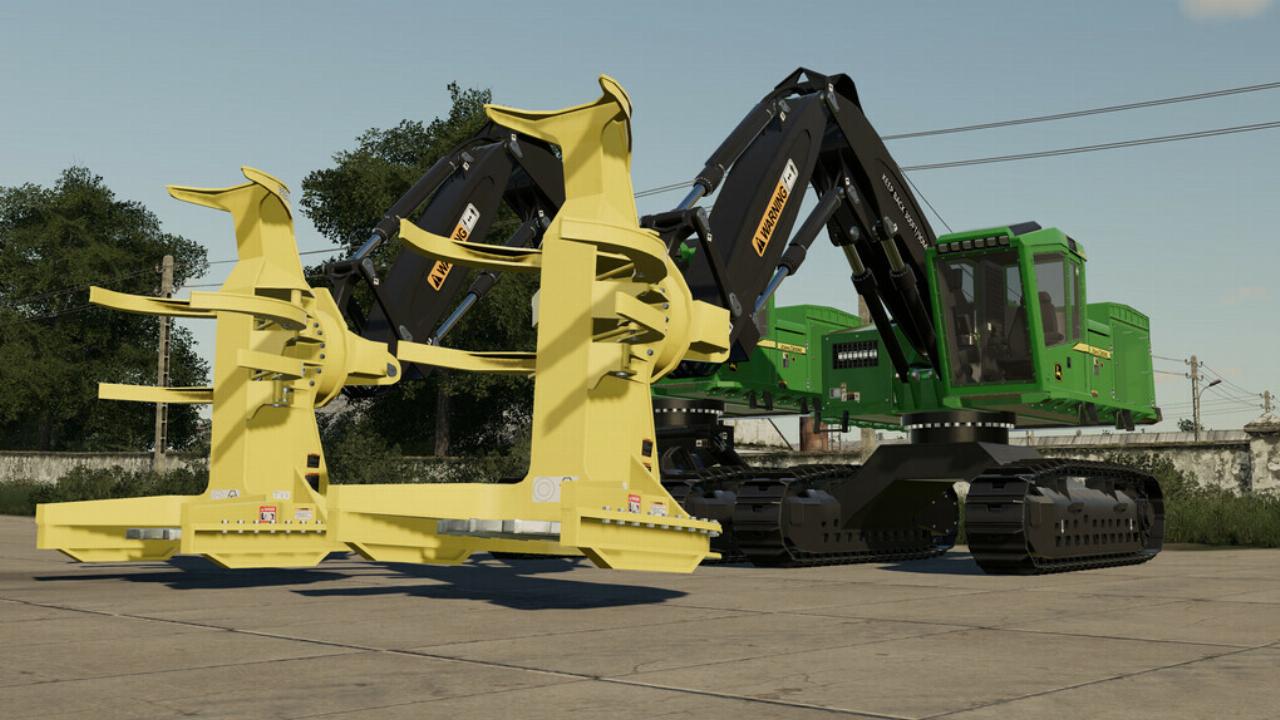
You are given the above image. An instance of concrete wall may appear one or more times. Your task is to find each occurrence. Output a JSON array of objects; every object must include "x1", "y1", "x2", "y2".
[
  {"x1": 5, "y1": 419, "x2": 1277, "y2": 492},
  {"x1": 0, "y1": 452, "x2": 200, "y2": 484},
  {"x1": 1015, "y1": 431, "x2": 1268, "y2": 493},
  {"x1": 0, "y1": 451, "x2": 472, "y2": 485},
  {"x1": 741, "y1": 422, "x2": 1280, "y2": 493}
]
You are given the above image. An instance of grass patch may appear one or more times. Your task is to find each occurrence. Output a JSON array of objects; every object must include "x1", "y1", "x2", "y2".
[
  {"x1": 0, "y1": 466, "x2": 207, "y2": 515},
  {"x1": 954, "y1": 452, "x2": 1280, "y2": 549},
  {"x1": 0, "y1": 478, "x2": 46, "y2": 515},
  {"x1": 1101, "y1": 452, "x2": 1280, "y2": 548}
]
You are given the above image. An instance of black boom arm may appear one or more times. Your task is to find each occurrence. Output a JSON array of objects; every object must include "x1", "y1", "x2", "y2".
[{"x1": 649, "y1": 68, "x2": 941, "y2": 381}]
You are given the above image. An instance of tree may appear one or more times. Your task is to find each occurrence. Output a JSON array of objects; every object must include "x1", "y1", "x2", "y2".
[
  {"x1": 301, "y1": 84, "x2": 536, "y2": 461},
  {"x1": 1177, "y1": 418, "x2": 1202, "y2": 434},
  {"x1": 0, "y1": 168, "x2": 209, "y2": 451}
]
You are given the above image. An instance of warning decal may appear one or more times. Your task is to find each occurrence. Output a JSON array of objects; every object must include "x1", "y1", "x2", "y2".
[
  {"x1": 627, "y1": 493, "x2": 642, "y2": 513},
  {"x1": 426, "y1": 203, "x2": 482, "y2": 291},
  {"x1": 258, "y1": 505, "x2": 277, "y2": 523},
  {"x1": 751, "y1": 159, "x2": 798, "y2": 257}
]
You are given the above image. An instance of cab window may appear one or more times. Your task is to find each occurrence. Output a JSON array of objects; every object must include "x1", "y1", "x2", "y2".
[
  {"x1": 1033, "y1": 254, "x2": 1075, "y2": 346},
  {"x1": 936, "y1": 250, "x2": 1034, "y2": 386}
]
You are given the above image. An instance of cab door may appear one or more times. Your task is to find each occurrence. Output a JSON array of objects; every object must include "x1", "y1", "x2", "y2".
[{"x1": 1032, "y1": 253, "x2": 1086, "y2": 396}]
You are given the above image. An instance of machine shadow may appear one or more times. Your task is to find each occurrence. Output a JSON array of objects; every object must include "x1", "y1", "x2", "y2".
[
  {"x1": 34, "y1": 554, "x2": 349, "y2": 590},
  {"x1": 34, "y1": 554, "x2": 688, "y2": 608},
  {"x1": 296, "y1": 555, "x2": 688, "y2": 610},
  {"x1": 879, "y1": 551, "x2": 988, "y2": 576}
]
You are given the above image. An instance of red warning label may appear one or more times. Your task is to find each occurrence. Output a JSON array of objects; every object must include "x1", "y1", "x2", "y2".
[
  {"x1": 258, "y1": 505, "x2": 277, "y2": 523},
  {"x1": 627, "y1": 493, "x2": 641, "y2": 513}
]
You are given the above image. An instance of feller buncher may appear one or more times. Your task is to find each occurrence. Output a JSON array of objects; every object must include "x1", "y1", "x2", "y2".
[
  {"x1": 325, "y1": 68, "x2": 1164, "y2": 575},
  {"x1": 37, "y1": 76, "x2": 730, "y2": 573},
  {"x1": 646, "y1": 69, "x2": 1164, "y2": 574},
  {"x1": 38, "y1": 70, "x2": 1164, "y2": 577}
]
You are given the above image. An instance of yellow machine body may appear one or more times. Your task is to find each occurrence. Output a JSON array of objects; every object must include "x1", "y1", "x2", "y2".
[{"x1": 37, "y1": 76, "x2": 730, "y2": 574}]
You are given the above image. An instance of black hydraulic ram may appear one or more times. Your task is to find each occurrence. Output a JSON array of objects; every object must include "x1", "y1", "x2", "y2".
[
  {"x1": 325, "y1": 122, "x2": 563, "y2": 387},
  {"x1": 428, "y1": 213, "x2": 546, "y2": 343},
  {"x1": 753, "y1": 180, "x2": 849, "y2": 314}
]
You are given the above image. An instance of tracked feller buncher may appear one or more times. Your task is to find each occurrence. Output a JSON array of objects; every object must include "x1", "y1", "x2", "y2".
[
  {"x1": 333, "y1": 68, "x2": 1165, "y2": 575},
  {"x1": 649, "y1": 69, "x2": 1165, "y2": 574},
  {"x1": 36, "y1": 76, "x2": 732, "y2": 574}
]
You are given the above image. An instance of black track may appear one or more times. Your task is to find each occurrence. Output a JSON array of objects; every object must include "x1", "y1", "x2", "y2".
[
  {"x1": 965, "y1": 459, "x2": 1164, "y2": 575},
  {"x1": 732, "y1": 465, "x2": 957, "y2": 567},
  {"x1": 665, "y1": 464, "x2": 957, "y2": 568}
]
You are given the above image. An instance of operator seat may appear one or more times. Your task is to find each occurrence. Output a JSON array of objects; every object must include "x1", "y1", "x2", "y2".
[
  {"x1": 1001, "y1": 291, "x2": 1061, "y2": 381},
  {"x1": 1038, "y1": 291, "x2": 1064, "y2": 345}
]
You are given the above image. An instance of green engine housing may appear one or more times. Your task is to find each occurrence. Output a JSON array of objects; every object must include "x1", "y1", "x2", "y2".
[
  {"x1": 655, "y1": 224, "x2": 1161, "y2": 430},
  {"x1": 654, "y1": 303, "x2": 861, "y2": 416}
]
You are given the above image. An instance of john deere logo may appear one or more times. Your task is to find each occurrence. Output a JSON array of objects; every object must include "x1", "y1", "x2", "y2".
[
  {"x1": 426, "y1": 204, "x2": 481, "y2": 291},
  {"x1": 752, "y1": 159, "x2": 798, "y2": 257}
]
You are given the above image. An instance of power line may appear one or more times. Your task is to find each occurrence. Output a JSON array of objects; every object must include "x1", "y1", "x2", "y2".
[
  {"x1": 200, "y1": 246, "x2": 344, "y2": 268},
  {"x1": 0, "y1": 302, "x2": 98, "y2": 329},
  {"x1": 5, "y1": 247, "x2": 352, "y2": 309},
  {"x1": 1201, "y1": 362, "x2": 1260, "y2": 398},
  {"x1": 1163, "y1": 397, "x2": 1257, "y2": 410},
  {"x1": 1, "y1": 268, "x2": 154, "y2": 309},
  {"x1": 903, "y1": 174, "x2": 953, "y2": 233},
  {"x1": 900, "y1": 119, "x2": 1280, "y2": 173},
  {"x1": 1200, "y1": 408, "x2": 1261, "y2": 419},
  {"x1": 631, "y1": 119, "x2": 1280, "y2": 196},
  {"x1": 882, "y1": 80, "x2": 1280, "y2": 140},
  {"x1": 1207, "y1": 385, "x2": 1262, "y2": 407},
  {"x1": 635, "y1": 181, "x2": 698, "y2": 200},
  {"x1": 1152, "y1": 357, "x2": 1261, "y2": 407}
]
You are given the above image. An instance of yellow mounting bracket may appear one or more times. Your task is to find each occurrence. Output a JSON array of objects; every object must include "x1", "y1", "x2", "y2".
[
  {"x1": 37, "y1": 167, "x2": 400, "y2": 568},
  {"x1": 334, "y1": 75, "x2": 731, "y2": 572}
]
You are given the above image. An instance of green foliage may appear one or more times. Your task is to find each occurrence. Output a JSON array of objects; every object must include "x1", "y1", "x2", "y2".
[
  {"x1": 0, "y1": 168, "x2": 210, "y2": 451},
  {"x1": 300, "y1": 84, "x2": 495, "y2": 247},
  {"x1": 0, "y1": 465, "x2": 208, "y2": 515},
  {"x1": 0, "y1": 478, "x2": 45, "y2": 515},
  {"x1": 318, "y1": 406, "x2": 529, "y2": 484},
  {"x1": 432, "y1": 434, "x2": 531, "y2": 484},
  {"x1": 1103, "y1": 452, "x2": 1280, "y2": 547},
  {"x1": 319, "y1": 409, "x2": 411, "y2": 484},
  {"x1": 301, "y1": 83, "x2": 536, "y2": 457}
]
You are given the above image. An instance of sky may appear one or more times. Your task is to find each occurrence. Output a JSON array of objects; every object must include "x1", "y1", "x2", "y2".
[{"x1": 1, "y1": 0, "x2": 1277, "y2": 432}]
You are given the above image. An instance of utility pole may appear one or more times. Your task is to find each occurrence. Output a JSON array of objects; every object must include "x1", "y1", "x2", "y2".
[
  {"x1": 1188, "y1": 354, "x2": 1201, "y2": 441},
  {"x1": 153, "y1": 255, "x2": 173, "y2": 472},
  {"x1": 1186, "y1": 355, "x2": 1221, "y2": 441},
  {"x1": 1264, "y1": 390, "x2": 1274, "y2": 415}
]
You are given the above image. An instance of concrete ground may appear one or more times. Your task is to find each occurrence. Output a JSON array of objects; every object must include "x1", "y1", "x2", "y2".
[{"x1": 2, "y1": 516, "x2": 1278, "y2": 720}]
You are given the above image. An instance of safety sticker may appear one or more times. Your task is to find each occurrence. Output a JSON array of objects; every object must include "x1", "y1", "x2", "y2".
[
  {"x1": 751, "y1": 158, "x2": 798, "y2": 256},
  {"x1": 650, "y1": 500, "x2": 667, "y2": 517},
  {"x1": 271, "y1": 490, "x2": 291, "y2": 500},
  {"x1": 627, "y1": 493, "x2": 642, "y2": 513},
  {"x1": 426, "y1": 203, "x2": 482, "y2": 290},
  {"x1": 294, "y1": 507, "x2": 315, "y2": 523},
  {"x1": 210, "y1": 489, "x2": 240, "y2": 500},
  {"x1": 258, "y1": 505, "x2": 277, "y2": 523}
]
